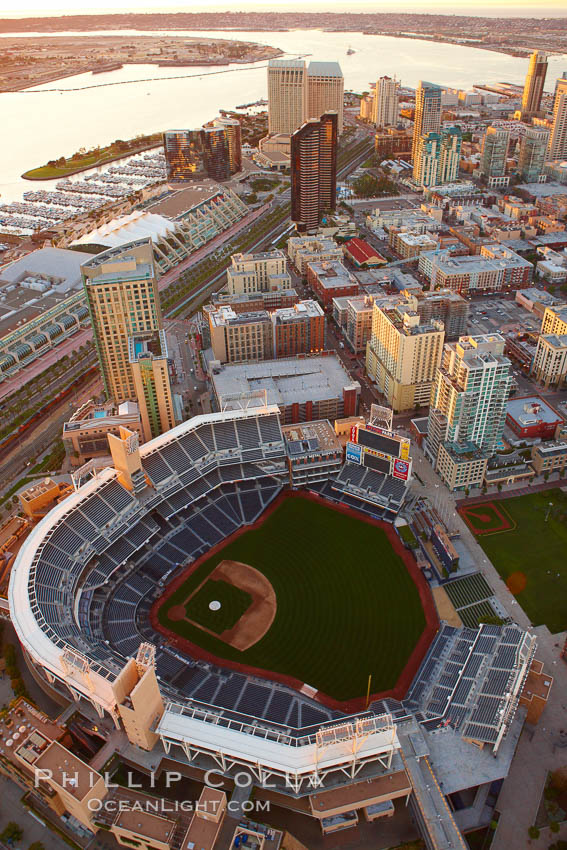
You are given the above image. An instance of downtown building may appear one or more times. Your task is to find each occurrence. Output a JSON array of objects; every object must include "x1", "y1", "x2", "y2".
[
  {"x1": 287, "y1": 235, "x2": 343, "y2": 275},
  {"x1": 205, "y1": 299, "x2": 324, "y2": 363},
  {"x1": 517, "y1": 126, "x2": 550, "y2": 183},
  {"x1": 163, "y1": 118, "x2": 242, "y2": 182},
  {"x1": 373, "y1": 76, "x2": 400, "y2": 128},
  {"x1": 268, "y1": 58, "x2": 344, "y2": 135},
  {"x1": 412, "y1": 127, "x2": 462, "y2": 188},
  {"x1": 547, "y1": 73, "x2": 567, "y2": 161},
  {"x1": 418, "y1": 245, "x2": 532, "y2": 296},
  {"x1": 81, "y1": 239, "x2": 176, "y2": 442},
  {"x1": 291, "y1": 112, "x2": 338, "y2": 233},
  {"x1": 477, "y1": 126, "x2": 510, "y2": 188},
  {"x1": 427, "y1": 334, "x2": 513, "y2": 490},
  {"x1": 226, "y1": 250, "x2": 291, "y2": 295},
  {"x1": 531, "y1": 304, "x2": 567, "y2": 389},
  {"x1": 366, "y1": 299, "x2": 445, "y2": 412},
  {"x1": 519, "y1": 50, "x2": 548, "y2": 119},
  {"x1": 412, "y1": 81, "x2": 442, "y2": 180}
]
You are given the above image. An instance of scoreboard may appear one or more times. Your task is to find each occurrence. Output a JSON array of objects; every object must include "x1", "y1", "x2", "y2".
[{"x1": 346, "y1": 424, "x2": 412, "y2": 481}]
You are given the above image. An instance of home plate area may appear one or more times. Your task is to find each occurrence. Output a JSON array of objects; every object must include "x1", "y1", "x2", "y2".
[{"x1": 168, "y1": 560, "x2": 277, "y2": 651}]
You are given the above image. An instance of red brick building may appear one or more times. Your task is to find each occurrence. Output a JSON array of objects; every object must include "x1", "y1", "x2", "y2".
[
  {"x1": 272, "y1": 300, "x2": 325, "y2": 358},
  {"x1": 307, "y1": 260, "x2": 360, "y2": 307}
]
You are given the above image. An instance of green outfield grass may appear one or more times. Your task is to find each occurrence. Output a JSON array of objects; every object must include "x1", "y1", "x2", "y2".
[
  {"x1": 184, "y1": 579, "x2": 252, "y2": 635},
  {"x1": 158, "y1": 497, "x2": 427, "y2": 701},
  {"x1": 466, "y1": 489, "x2": 567, "y2": 634}
]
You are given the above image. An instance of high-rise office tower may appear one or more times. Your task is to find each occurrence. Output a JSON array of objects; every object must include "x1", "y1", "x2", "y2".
[
  {"x1": 413, "y1": 128, "x2": 461, "y2": 187},
  {"x1": 518, "y1": 126, "x2": 550, "y2": 182},
  {"x1": 213, "y1": 117, "x2": 242, "y2": 175},
  {"x1": 521, "y1": 50, "x2": 548, "y2": 117},
  {"x1": 412, "y1": 81, "x2": 442, "y2": 175},
  {"x1": 479, "y1": 126, "x2": 510, "y2": 177},
  {"x1": 82, "y1": 239, "x2": 169, "y2": 414},
  {"x1": 428, "y1": 335, "x2": 512, "y2": 487},
  {"x1": 306, "y1": 62, "x2": 344, "y2": 134},
  {"x1": 129, "y1": 330, "x2": 176, "y2": 441},
  {"x1": 267, "y1": 59, "x2": 307, "y2": 135},
  {"x1": 291, "y1": 112, "x2": 337, "y2": 233},
  {"x1": 373, "y1": 76, "x2": 400, "y2": 128},
  {"x1": 163, "y1": 130, "x2": 207, "y2": 180},
  {"x1": 547, "y1": 73, "x2": 567, "y2": 160}
]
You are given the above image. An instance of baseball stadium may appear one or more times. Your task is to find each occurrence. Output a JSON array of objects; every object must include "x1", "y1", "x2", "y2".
[{"x1": 7, "y1": 405, "x2": 539, "y2": 847}]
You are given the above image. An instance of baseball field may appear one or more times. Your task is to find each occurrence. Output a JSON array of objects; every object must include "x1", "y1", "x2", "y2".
[
  {"x1": 460, "y1": 488, "x2": 567, "y2": 634},
  {"x1": 155, "y1": 496, "x2": 430, "y2": 703}
]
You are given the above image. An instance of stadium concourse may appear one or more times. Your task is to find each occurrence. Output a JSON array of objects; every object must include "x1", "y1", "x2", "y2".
[{"x1": 8, "y1": 405, "x2": 539, "y2": 848}]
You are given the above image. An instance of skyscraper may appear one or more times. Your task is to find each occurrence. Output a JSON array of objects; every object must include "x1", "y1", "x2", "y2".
[
  {"x1": 267, "y1": 58, "x2": 344, "y2": 136},
  {"x1": 82, "y1": 239, "x2": 169, "y2": 412},
  {"x1": 479, "y1": 126, "x2": 510, "y2": 179},
  {"x1": 213, "y1": 117, "x2": 242, "y2": 175},
  {"x1": 163, "y1": 130, "x2": 207, "y2": 180},
  {"x1": 373, "y1": 76, "x2": 400, "y2": 128},
  {"x1": 547, "y1": 73, "x2": 567, "y2": 161},
  {"x1": 306, "y1": 62, "x2": 344, "y2": 134},
  {"x1": 521, "y1": 50, "x2": 548, "y2": 117},
  {"x1": 202, "y1": 126, "x2": 231, "y2": 181},
  {"x1": 518, "y1": 126, "x2": 550, "y2": 182},
  {"x1": 267, "y1": 59, "x2": 307, "y2": 135},
  {"x1": 291, "y1": 112, "x2": 337, "y2": 233},
  {"x1": 412, "y1": 81, "x2": 442, "y2": 176},
  {"x1": 427, "y1": 334, "x2": 512, "y2": 489},
  {"x1": 413, "y1": 128, "x2": 461, "y2": 187}
]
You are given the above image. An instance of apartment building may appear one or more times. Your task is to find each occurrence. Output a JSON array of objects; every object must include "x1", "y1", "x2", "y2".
[
  {"x1": 291, "y1": 112, "x2": 338, "y2": 233},
  {"x1": 521, "y1": 50, "x2": 548, "y2": 117},
  {"x1": 366, "y1": 300, "x2": 445, "y2": 412},
  {"x1": 287, "y1": 235, "x2": 343, "y2": 275},
  {"x1": 307, "y1": 259, "x2": 360, "y2": 307},
  {"x1": 531, "y1": 333, "x2": 567, "y2": 389},
  {"x1": 373, "y1": 76, "x2": 400, "y2": 128},
  {"x1": 413, "y1": 128, "x2": 462, "y2": 189},
  {"x1": 206, "y1": 307, "x2": 274, "y2": 364},
  {"x1": 227, "y1": 250, "x2": 290, "y2": 295},
  {"x1": 547, "y1": 73, "x2": 567, "y2": 161},
  {"x1": 389, "y1": 230, "x2": 438, "y2": 259},
  {"x1": 62, "y1": 400, "x2": 143, "y2": 465},
  {"x1": 418, "y1": 246, "x2": 532, "y2": 295},
  {"x1": 412, "y1": 82, "x2": 442, "y2": 179},
  {"x1": 518, "y1": 127, "x2": 550, "y2": 183},
  {"x1": 405, "y1": 289, "x2": 468, "y2": 341},
  {"x1": 210, "y1": 289, "x2": 299, "y2": 314},
  {"x1": 428, "y1": 334, "x2": 513, "y2": 490},
  {"x1": 478, "y1": 127, "x2": 510, "y2": 188},
  {"x1": 272, "y1": 300, "x2": 325, "y2": 357}
]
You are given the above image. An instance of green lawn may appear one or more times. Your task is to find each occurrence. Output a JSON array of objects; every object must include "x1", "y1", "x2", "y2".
[
  {"x1": 470, "y1": 489, "x2": 567, "y2": 634},
  {"x1": 158, "y1": 497, "x2": 426, "y2": 701},
  {"x1": 184, "y1": 579, "x2": 251, "y2": 635}
]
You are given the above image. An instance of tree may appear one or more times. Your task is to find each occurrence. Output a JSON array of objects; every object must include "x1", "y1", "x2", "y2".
[
  {"x1": 528, "y1": 825, "x2": 540, "y2": 840},
  {"x1": 550, "y1": 821, "x2": 560, "y2": 834},
  {"x1": 29, "y1": 843, "x2": 46, "y2": 850},
  {"x1": 0, "y1": 823, "x2": 23, "y2": 843}
]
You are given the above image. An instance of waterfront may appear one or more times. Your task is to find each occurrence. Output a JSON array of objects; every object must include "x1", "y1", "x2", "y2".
[{"x1": 0, "y1": 27, "x2": 566, "y2": 202}]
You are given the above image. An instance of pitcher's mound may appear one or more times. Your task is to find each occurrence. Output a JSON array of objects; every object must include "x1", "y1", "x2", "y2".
[{"x1": 506, "y1": 571, "x2": 527, "y2": 595}]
